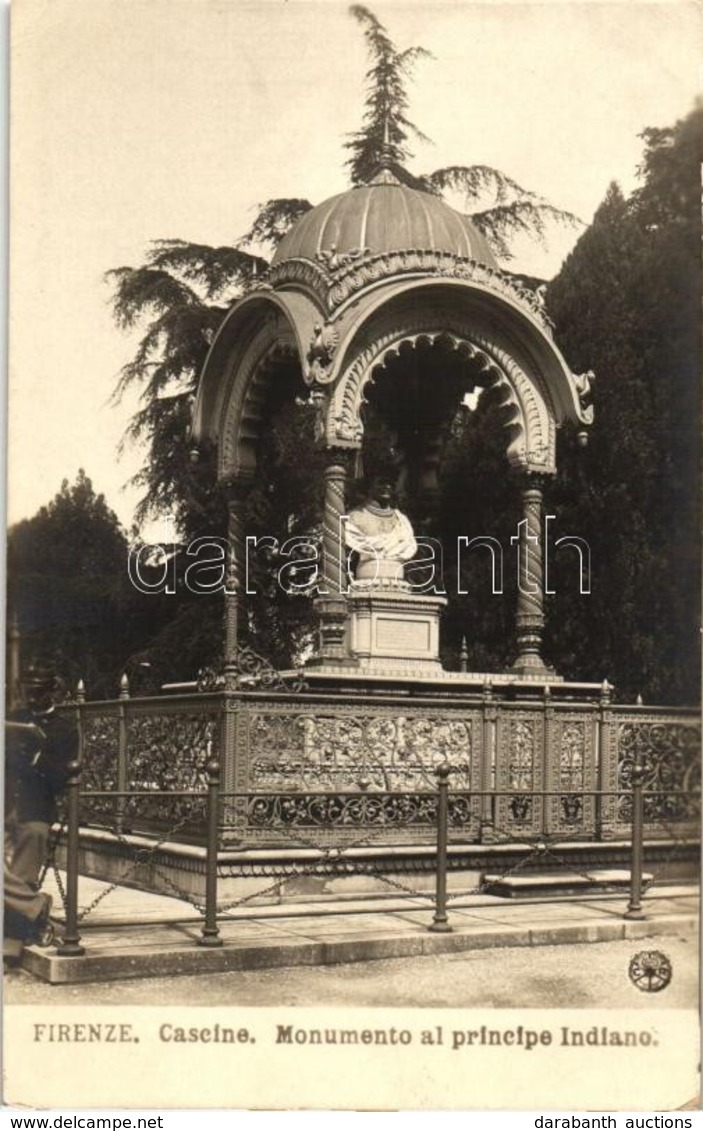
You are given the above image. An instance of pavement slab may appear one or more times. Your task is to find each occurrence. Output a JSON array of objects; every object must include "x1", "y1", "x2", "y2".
[{"x1": 11, "y1": 872, "x2": 698, "y2": 985}]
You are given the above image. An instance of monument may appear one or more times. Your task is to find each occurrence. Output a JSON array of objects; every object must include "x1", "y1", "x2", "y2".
[
  {"x1": 53, "y1": 150, "x2": 698, "y2": 908},
  {"x1": 192, "y1": 152, "x2": 594, "y2": 684}
]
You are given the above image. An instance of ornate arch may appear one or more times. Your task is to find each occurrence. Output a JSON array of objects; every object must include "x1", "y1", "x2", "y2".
[
  {"x1": 219, "y1": 331, "x2": 297, "y2": 482},
  {"x1": 326, "y1": 320, "x2": 556, "y2": 474}
]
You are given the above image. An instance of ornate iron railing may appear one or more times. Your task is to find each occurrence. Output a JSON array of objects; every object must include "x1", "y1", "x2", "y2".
[{"x1": 60, "y1": 688, "x2": 700, "y2": 847}]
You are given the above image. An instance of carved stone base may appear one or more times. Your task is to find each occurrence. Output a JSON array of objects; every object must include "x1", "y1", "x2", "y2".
[
  {"x1": 312, "y1": 596, "x2": 357, "y2": 665},
  {"x1": 510, "y1": 655, "x2": 557, "y2": 678},
  {"x1": 60, "y1": 835, "x2": 699, "y2": 908},
  {"x1": 347, "y1": 589, "x2": 447, "y2": 674}
]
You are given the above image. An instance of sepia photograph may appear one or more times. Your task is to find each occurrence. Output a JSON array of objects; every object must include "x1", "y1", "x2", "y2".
[{"x1": 3, "y1": 0, "x2": 701, "y2": 1112}]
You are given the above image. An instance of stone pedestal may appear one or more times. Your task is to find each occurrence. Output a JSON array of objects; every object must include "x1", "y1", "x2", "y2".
[{"x1": 347, "y1": 587, "x2": 447, "y2": 674}]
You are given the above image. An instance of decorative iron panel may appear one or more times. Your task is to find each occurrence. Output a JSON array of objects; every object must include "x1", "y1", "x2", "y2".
[
  {"x1": 122, "y1": 710, "x2": 219, "y2": 828},
  {"x1": 614, "y1": 716, "x2": 700, "y2": 838},
  {"x1": 81, "y1": 712, "x2": 120, "y2": 791},
  {"x1": 225, "y1": 702, "x2": 481, "y2": 846},
  {"x1": 545, "y1": 713, "x2": 598, "y2": 837},
  {"x1": 495, "y1": 711, "x2": 545, "y2": 837}
]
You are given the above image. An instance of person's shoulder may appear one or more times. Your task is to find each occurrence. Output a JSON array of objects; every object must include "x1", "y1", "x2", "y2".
[{"x1": 41, "y1": 710, "x2": 78, "y2": 738}]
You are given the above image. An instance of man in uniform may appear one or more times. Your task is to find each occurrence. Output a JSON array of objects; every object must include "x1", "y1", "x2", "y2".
[{"x1": 4, "y1": 667, "x2": 78, "y2": 962}]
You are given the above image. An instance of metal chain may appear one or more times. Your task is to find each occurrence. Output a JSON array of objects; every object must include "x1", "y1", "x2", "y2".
[
  {"x1": 69, "y1": 798, "x2": 207, "y2": 923},
  {"x1": 215, "y1": 816, "x2": 439, "y2": 912}
]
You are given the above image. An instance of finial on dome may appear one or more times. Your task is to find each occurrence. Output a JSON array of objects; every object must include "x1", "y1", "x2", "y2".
[{"x1": 363, "y1": 111, "x2": 403, "y2": 187}]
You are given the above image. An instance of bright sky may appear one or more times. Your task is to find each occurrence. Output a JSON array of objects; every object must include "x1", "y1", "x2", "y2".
[{"x1": 8, "y1": 0, "x2": 703, "y2": 534}]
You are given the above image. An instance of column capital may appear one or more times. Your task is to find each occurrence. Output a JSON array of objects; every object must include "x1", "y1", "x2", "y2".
[
  {"x1": 319, "y1": 445, "x2": 358, "y2": 471},
  {"x1": 510, "y1": 468, "x2": 553, "y2": 494}
]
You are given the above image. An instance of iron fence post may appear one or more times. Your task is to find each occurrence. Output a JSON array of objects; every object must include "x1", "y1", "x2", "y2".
[
  {"x1": 429, "y1": 763, "x2": 453, "y2": 933},
  {"x1": 56, "y1": 759, "x2": 85, "y2": 957},
  {"x1": 597, "y1": 679, "x2": 615, "y2": 839},
  {"x1": 116, "y1": 692, "x2": 128, "y2": 838},
  {"x1": 624, "y1": 761, "x2": 646, "y2": 920},
  {"x1": 199, "y1": 759, "x2": 223, "y2": 948},
  {"x1": 480, "y1": 681, "x2": 496, "y2": 842}
]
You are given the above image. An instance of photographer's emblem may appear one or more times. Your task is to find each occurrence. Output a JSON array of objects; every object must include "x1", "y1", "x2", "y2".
[{"x1": 628, "y1": 949, "x2": 673, "y2": 993}]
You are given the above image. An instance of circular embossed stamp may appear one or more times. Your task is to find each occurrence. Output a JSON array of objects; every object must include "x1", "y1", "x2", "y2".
[{"x1": 628, "y1": 949, "x2": 673, "y2": 993}]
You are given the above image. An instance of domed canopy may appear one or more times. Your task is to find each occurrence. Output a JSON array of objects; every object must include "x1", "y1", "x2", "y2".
[{"x1": 272, "y1": 171, "x2": 497, "y2": 268}]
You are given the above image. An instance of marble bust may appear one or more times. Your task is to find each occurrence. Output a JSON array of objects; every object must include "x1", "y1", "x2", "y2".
[{"x1": 345, "y1": 476, "x2": 417, "y2": 584}]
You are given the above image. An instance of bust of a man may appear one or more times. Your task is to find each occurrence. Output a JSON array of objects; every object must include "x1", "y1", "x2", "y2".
[{"x1": 345, "y1": 475, "x2": 417, "y2": 584}]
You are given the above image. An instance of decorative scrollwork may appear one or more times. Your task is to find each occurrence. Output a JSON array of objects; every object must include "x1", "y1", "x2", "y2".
[
  {"x1": 560, "y1": 794, "x2": 583, "y2": 823},
  {"x1": 127, "y1": 713, "x2": 218, "y2": 794},
  {"x1": 263, "y1": 252, "x2": 557, "y2": 334},
  {"x1": 245, "y1": 790, "x2": 473, "y2": 829},
  {"x1": 617, "y1": 720, "x2": 700, "y2": 824},
  {"x1": 220, "y1": 336, "x2": 297, "y2": 481},
  {"x1": 560, "y1": 722, "x2": 585, "y2": 791},
  {"x1": 196, "y1": 648, "x2": 308, "y2": 694},
  {"x1": 79, "y1": 712, "x2": 120, "y2": 821},
  {"x1": 261, "y1": 258, "x2": 332, "y2": 303},
  {"x1": 226, "y1": 645, "x2": 308, "y2": 693},
  {"x1": 510, "y1": 720, "x2": 535, "y2": 790}
]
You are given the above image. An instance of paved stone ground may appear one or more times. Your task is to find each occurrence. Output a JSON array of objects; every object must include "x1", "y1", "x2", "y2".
[{"x1": 5, "y1": 929, "x2": 697, "y2": 1008}]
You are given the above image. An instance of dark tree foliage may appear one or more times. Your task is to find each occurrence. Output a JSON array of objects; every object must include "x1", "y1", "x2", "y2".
[
  {"x1": 545, "y1": 107, "x2": 702, "y2": 704},
  {"x1": 424, "y1": 167, "x2": 579, "y2": 262},
  {"x1": 240, "y1": 199, "x2": 314, "y2": 250},
  {"x1": 6, "y1": 471, "x2": 170, "y2": 697},
  {"x1": 436, "y1": 390, "x2": 521, "y2": 673}
]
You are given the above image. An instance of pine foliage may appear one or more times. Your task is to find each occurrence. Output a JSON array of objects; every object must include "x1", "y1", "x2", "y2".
[
  {"x1": 545, "y1": 108, "x2": 702, "y2": 703},
  {"x1": 345, "y1": 5, "x2": 432, "y2": 186}
]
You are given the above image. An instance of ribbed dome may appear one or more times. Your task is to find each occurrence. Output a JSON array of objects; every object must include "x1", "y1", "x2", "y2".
[{"x1": 272, "y1": 175, "x2": 497, "y2": 268}]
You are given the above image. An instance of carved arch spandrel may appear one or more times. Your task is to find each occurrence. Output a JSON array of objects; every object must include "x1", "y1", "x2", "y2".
[{"x1": 326, "y1": 324, "x2": 556, "y2": 474}]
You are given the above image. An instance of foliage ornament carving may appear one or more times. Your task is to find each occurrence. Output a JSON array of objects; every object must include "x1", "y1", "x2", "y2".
[
  {"x1": 263, "y1": 258, "x2": 332, "y2": 301},
  {"x1": 327, "y1": 323, "x2": 556, "y2": 473},
  {"x1": 247, "y1": 710, "x2": 472, "y2": 792},
  {"x1": 571, "y1": 369, "x2": 596, "y2": 425},
  {"x1": 305, "y1": 322, "x2": 339, "y2": 385},
  {"x1": 262, "y1": 251, "x2": 555, "y2": 335},
  {"x1": 315, "y1": 245, "x2": 372, "y2": 271}
]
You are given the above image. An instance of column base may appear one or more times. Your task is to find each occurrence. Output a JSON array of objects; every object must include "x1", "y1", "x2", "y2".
[
  {"x1": 428, "y1": 919, "x2": 453, "y2": 933},
  {"x1": 510, "y1": 654, "x2": 557, "y2": 678}
]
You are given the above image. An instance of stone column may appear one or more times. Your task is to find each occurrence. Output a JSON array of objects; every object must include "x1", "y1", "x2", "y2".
[
  {"x1": 511, "y1": 474, "x2": 552, "y2": 675},
  {"x1": 312, "y1": 452, "x2": 353, "y2": 665},
  {"x1": 223, "y1": 482, "x2": 249, "y2": 680},
  {"x1": 321, "y1": 460, "x2": 347, "y2": 596}
]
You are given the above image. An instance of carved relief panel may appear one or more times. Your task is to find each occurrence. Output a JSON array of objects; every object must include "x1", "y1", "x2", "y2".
[{"x1": 226, "y1": 701, "x2": 481, "y2": 846}]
